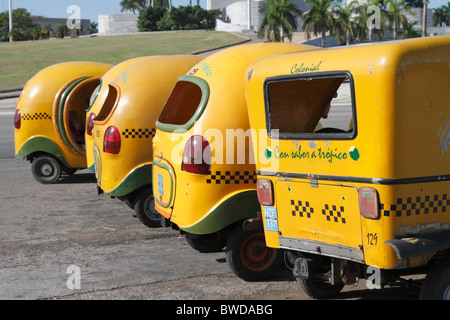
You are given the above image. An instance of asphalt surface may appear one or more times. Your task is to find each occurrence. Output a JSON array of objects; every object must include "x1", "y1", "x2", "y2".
[{"x1": 0, "y1": 96, "x2": 423, "y2": 304}]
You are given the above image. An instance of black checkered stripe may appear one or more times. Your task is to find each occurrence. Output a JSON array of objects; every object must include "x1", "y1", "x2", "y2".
[
  {"x1": 291, "y1": 200, "x2": 346, "y2": 224},
  {"x1": 122, "y1": 128, "x2": 156, "y2": 139},
  {"x1": 21, "y1": 112, "x2": 51, "y2": 120},
  {"x1": 206, "y1": 171, "x2": 257, "y2": 184},
  {"x1": 380, "y1": 194, "x2": 450, "y2": 217}
]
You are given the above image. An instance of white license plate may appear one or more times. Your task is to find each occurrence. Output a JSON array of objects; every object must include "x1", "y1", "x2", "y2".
[{"x1": 264, "y1": 206, "x2": 278, "y2": 231}]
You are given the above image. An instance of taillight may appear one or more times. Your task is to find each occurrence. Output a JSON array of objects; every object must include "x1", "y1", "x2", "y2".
[
  {"x1": 257, "y1": 178, "x2": 274, "y2": 206},
  {"x1": 14, "y1": 110, "x2": 21, "y2": 129},
  {"x1": 181, "y1": 135, "x2": 211, "y2": 174},
  {"x1": 104, "y1": 126, "x2": 120, "y2": 154},
  {"x1": 358, "y1": 187, "x2": 379, "y2": 219},
  {"x1": 86, "y1": 113, "x2": 96, "y2": 136}
]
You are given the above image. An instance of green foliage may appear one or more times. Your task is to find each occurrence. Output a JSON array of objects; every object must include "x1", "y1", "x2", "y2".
[
  {"x1": 0, "y1": 8, "x2": 37, "y2": 41},
  {"x1": 120, "y1": 0, "x2": 148, "y2": 14},
  {"x1": 56, "y1": 23, "x2": 69, "y2": 39},
  {"x1": 257, "y1": 0, "x2": 302, "y2": 42},
  {"x1": 87, "y1": 22, "x2": 98, "y2": 35},
  {"x1": 298, "y1": 0, "x2": 433, "y2": 46},
  {"x1": 432, "y1": 2, "x2": 450, "y2": 27},
  {"x1": 156, "y1": 6, "x2": 221, "y2": 31},
  {"x1": 138, "y1": 6, "x2": 167, "y2": 31},
  {"x1": 301, "y1": 0, "x2": 336, "y2": 47},
  {"x1": 137, "y1": 5, "x2": 220, "y2": 32}
]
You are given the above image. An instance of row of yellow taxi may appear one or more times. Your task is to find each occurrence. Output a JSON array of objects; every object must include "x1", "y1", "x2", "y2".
[{"x1": 14, "y1": 36, "x2": 450, "y2": 299}]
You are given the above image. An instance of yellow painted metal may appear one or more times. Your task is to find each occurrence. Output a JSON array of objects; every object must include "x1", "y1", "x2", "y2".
[
  {"x1": 92, "y1": 55, "x2": 204, "y2": 196},
  {"x1": 85, "y1": 56, "x2": 162, "y2": 171},
  {"x1": 244, "y1": 36, "x2": 450, "y2": 269},
  {"x1": 15, "y1": 61, "x2": 112, "y2": 169},
  {"x1": 152, "y1": 43, "x2": 317, "y2": 234}
]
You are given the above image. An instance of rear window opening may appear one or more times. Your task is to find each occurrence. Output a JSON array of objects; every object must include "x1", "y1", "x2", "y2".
[
  {"x1": 57, "y1": 77, "x2": 101, "y2": 153},
  {"x1": 157, "y1": 75, "x2": 209, "y2": 132},
  {"x1": 265, "y1": 72, "x2": 356, "y2": 140},
  {"x1": 95, "y1": 84, "x2": 118, "y2": 122},
  {"x1": 87, "y1": 80, "x2": 102, "y2": 112}
]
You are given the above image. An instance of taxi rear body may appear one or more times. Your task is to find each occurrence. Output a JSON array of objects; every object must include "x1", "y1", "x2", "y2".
[
  {"x1": 153, "y1": 43, "x2": 317, "y2": 280},
  {"x1": 92, "y1": 55, "x2": 203, "y2": 227},
  {"x1": 14, "y1": 61, "x2": 112, "y2": 183},
  {"x1": 245, "y1": 36, "x2": 450, "y2": 299},
  {"x1": 85, "y1": 56, "x2": 160, "y2": 172}
]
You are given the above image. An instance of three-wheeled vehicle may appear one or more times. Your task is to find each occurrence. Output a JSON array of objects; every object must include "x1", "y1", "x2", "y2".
[
  {"x1": 152, "y1": 43, "x2": 315, "y2": 280},
  {"x1": 244, "y1": 36, "x2": 450, "y2": 299},
  {"x1": 85, "y1": 56, "x2": 161, "y2": 173},
  {"x1": 14, "y1": 61, "x2": 112, "y2": 184},
  {"x1": 92, "y1": 55, "x2": 204, "y2": 227}
]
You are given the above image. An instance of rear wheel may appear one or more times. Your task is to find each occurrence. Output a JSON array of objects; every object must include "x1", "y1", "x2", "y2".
[
  {"x1": 420, "y1": 258, "x2": 450, "y2": 300},
  {"x1": 62, "y1": 167, "x2": 77, "y2": 176},
  {"x1": 294, "y1": 255, "x2": 344, "y2": 299},
  {"x1": 296, "y1": 276, "x2": 344, "y2": 299},
  {"x1": 134, "y1": 187, "x2": 161, "y2": 228},
  {"x1": 185, "y1": 232, "x2": 227, "y2": 253},
  {"x1": 31, "y1": 155, "x2": 62, "y2": 184},
  {"x1": 225, "y1": 224, "x2": 283, "y2": 281}
]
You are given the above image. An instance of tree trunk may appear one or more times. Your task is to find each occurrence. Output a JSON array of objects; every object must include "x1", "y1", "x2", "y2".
[
  {"x1": 321, "y1": 28, "x2": 326, "y2": 47},
  {"x1": 393, "y1": 20, "x2": 397, "y2": 40}
]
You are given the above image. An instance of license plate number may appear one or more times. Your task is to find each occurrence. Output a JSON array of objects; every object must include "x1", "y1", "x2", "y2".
[{"x1": 264, "y1": 206, "x2": 278, "y2": 231}]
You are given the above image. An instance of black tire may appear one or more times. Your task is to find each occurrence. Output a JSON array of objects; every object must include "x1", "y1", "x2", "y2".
[
  {"x1": 225, "y1": 224, "x2": 283, "y2": 281},
  {"x1": 62, "y1": 167, "x2": 77, "y2": 176},
  {"x1": 184, "y1": 232, "x2": 227, "y2": 253},
  {"x1": 134, "y1": 187, "x2": 161, "y2": 228},
  {"x1": 296, "y1": 276, "x2": 344, "y2": 299},
  {"x1": 420, "y1": 258, "x2": 450, "y2": 300},
  {"x1": 31, "y1": 155, "x2": 62, "y2": 184}
]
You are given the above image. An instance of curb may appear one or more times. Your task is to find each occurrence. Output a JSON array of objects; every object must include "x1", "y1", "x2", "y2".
[{"x1": 0, "y1": 89, "x2": 22, "y2": 100}]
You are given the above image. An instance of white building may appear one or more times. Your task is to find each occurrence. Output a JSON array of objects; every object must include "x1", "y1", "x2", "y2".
[
  {"x1": 98, "y1": 14, "x2": 139, "y2": 35},
  {"x1": 207, "y1": 0, "x2": 309, "y2": 32}
]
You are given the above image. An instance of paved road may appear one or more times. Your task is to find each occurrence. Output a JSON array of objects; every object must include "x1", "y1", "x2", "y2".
[{"x1": 0, "y1": 97, "x2": 421, "y2": 304}]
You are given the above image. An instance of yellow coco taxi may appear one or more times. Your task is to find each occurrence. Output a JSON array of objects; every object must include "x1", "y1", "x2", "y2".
[
  {"x1": 85, "y1": 56, "x2": 162, "y2": 173},
  {"x1": 152, "y1": 43, "x2": 315, "y2": 280},
  {"x1": 92, "y1": 55, "x2": 204, "y2": 227},
  {"x1": 244, "y1": 36, "x2": 450, "y2": 299},
  {"x1": 14, "y1": 61, "x2": 112, "y2": 184}
]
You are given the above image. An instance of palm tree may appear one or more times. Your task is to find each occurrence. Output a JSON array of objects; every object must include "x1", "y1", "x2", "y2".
[
  {"x1": 154, "y1": 0, "x2": 172, "y2": 10},
  {"x1": 56, "y1": 23, "x2": 69, "y2": 39},
  {"x1": 405, "y1": 0, "x2": 423, "y2": 8},
  {"x1": 8, "y1": 28, "x2": 21, "y2": 41},
  {"x1": 88, "y1": 21, "x2": 98, "y2": 34},
  {"x1": 258, "y1": 0, "x2": 302, "y2": 42},
  {"x1": 120, "y1": 0, "x2": 148, "y2": 14},
  {"x1": 30, "y1": 26, "x2": 41, "y2": 40},
  {"x1": 301, "y1": 0, "x2": 335, "y2": 47},
  {"x1": 386, "y1": 0, "x2": 412, "y2": 39},
  {"x1": 433, "y1": 6, "x2": 449, "y2": 27},
  {"x1": 401, "y1": 20, "x2": 420, "y2": 38},
  {"x1": 40, "y1": 24, "x2": 53, "y2": 39},
  {"x1": 332, "y1": 0, "x2": 360, "y2": 45}
]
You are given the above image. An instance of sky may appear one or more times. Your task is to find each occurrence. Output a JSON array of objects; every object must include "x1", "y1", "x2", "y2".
[
  {"x1": 0, "y1": 0, "x2": 447, "y2": 23},
  {"x1": 0, "y1": 0, "x2": 207, "y2": 22}
]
